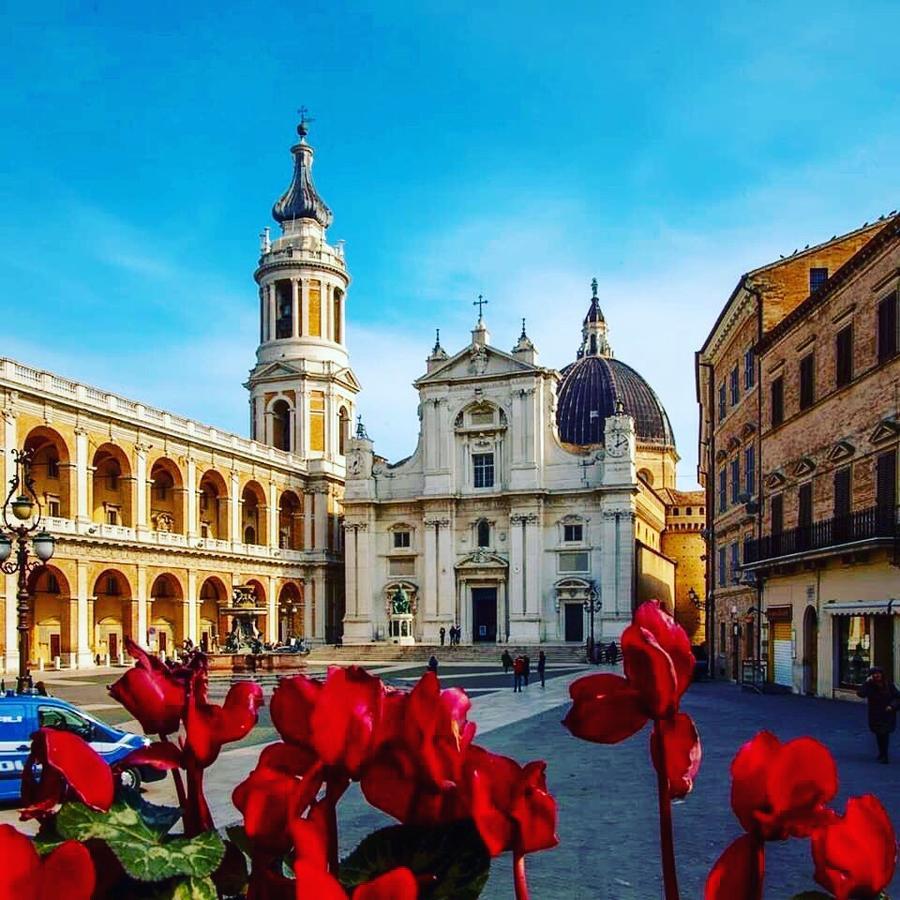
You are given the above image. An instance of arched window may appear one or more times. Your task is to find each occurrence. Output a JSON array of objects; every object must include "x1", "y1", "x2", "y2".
[
  {"x1": 244, "y1": 525, "x2": 256, "y2": 544},
  {"x1": 272, "y1": 399, "x2": 292, "y2": 451},
  {"x1": 476, "y1": 519, "x2": 490, "y2": 548},
  {"x1": 275, "y1": 280, "x2": 293, "y2": 338}
]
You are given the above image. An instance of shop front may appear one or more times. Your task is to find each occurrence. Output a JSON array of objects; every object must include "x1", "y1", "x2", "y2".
[{"x1": 825, "y1": 600, "x2": 897, "y2": 698}]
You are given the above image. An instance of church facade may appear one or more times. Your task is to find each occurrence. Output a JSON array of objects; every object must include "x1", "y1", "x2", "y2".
[{"x1": 342, "y1": 287, "x2": 704, "y2": 646}]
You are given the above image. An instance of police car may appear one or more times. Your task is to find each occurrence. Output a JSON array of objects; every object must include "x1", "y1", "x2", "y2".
[{"x1": 0, "y1": 692, "x2": 163, "y2": 802}]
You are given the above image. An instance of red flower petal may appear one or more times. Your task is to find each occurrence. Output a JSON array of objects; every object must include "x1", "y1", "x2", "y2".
[
  {"x1": 108, "y1": 637, "x2": 186, "y2": 736},
  {"x1": 622, "y1": 624, "x2": 680, "y2": 719},
  {"x1": 705, "y1": 834, "x2": 764, "y2": 900},
  {"x1": 730, "y1": 731, "x2": 781, "y2": 837},
  {"x1": 118, "y1": 740, "x2": 184, "y2": 771},
  {"x1": 310, "y1": 666, "x2": 383, "y2": 779},
  {"x1": 293, "y1": 862, "x2": 346, "y2": 900},
  {"x1": 36, "y1": 840, "x2": 96, "y2": 900},
  {"x1": 271, "y1": 675, "x2": 322, "y2": 747},
  {"x1": 0, "y1": 824, "x2": 40, "y2": 896},
  {"x1": 354, "y1": 867, "x2": 419, "y2": 899},
  {"x1": 812, "y1": 795, "x2": 898, "y2": 900},
  {"x1": 21, "y1": 729, "x2": 114, "y2": 819},
  {"x1": 186, "y1": 680, "x2": 264, "y2": 768},
  {"x1": 633, "y1": 600, "x2": 695, "y2": 701},
  {"x1": 766, "y1": 737, "x2": 837, "y2": 838},
  {"x1": 650, "y1": 713, "x2": 702, "y2": 800},
  {"x1": 562, "y1": 673, "x2": 649, "y2": 743}
]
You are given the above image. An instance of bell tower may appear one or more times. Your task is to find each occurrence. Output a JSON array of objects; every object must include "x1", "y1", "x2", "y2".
[{"x1": 246, "y1": 114, "x2": 360, "y2": 468}]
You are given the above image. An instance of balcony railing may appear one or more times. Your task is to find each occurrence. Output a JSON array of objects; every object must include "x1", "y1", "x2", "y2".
[{"x1": 744, "y1": 505, "x2": 898, "y2": 566}]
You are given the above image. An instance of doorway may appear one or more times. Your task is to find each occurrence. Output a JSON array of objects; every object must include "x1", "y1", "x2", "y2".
[
  {"x1": 49, "y1": 633, "x2": 61, "y2": 661},
  {"x1": 564, "y1": 604, "x2": 584, "y2": 642},
  {"x1": 803, "y1": 606, "x2": 818, "y2": 695},
  {"x1": 108, "y1": 633, "x2": 119, "y2": 661},
  {"x1": 471, "y1": 588, "x2": 497, "y2": 642}
]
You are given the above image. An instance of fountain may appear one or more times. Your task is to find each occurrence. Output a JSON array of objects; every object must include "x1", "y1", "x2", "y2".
[{"x1": 207, "y1": 584, "x2": 309, "y2": 673}]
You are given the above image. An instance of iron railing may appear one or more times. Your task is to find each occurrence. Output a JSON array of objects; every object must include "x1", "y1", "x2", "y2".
[{"x1": 744, "y1": 505, "x2": 898, "y2": 565}]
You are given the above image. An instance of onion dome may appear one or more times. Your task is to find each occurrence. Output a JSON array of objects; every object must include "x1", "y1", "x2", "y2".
[{"x1": 272, "y1": 118, "x2": 333, "y2": 228}]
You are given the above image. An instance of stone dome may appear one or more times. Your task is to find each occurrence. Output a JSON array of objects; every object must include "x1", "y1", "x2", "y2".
[{"x1": 556, "y1": 355, "x2": 675, "y2": 448}]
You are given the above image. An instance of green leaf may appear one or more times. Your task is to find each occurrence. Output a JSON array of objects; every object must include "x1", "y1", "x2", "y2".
[
  {"x1": 224, "y1": 824, "x2": 252, "y2": 858},
  {"x1": 212, "y1": 840, "x2": 249, "y2": 897},
  {"x1": 340, "y1": 818, "x2": 490, "y2": 899},
  {"x1": 56, "y1": 801, "x2": 225, "y2": 883},
  {"x1": 119, "y1": 785, "x2": 182, "y2": 834},
  {"x1": 170, "y1": 876, "x2": 218, "y2": 900},
  {"x1": 33, "y1": 816, "x2": 65, "y2": 856}
]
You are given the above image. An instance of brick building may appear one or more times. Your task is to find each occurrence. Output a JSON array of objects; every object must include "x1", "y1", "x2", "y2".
[
  {"x1": 742, "y1": 218, "x2": 900, "y2": 698},
  {"x1": 696, "y1": 220, "x2": 889, "y2": 682}
]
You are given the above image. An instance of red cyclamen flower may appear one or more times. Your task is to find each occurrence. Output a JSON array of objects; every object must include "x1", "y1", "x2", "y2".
[
  {"x1": 20, "y1": 728, "x2": 114, "y2": 820},
  {"x1": 0, "y1": 823, "x2": 95, "y2": 899},
  {"x1": 108, "y1": 636, "x2": 186, "y2": 736},
  {"x1": 563, "y1": 600, "x2": 700, "y2": 798},
  {"x1": 811, "y1": 795, "x2": 897, "y2": 900},
  {"x1": 706, "y1": 732, "x2": 839, "y2": 900}
]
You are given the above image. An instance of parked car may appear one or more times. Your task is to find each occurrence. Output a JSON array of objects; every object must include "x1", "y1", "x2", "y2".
[{"x1": 0, "y1": 691, "x2": 164, "y2": 801}]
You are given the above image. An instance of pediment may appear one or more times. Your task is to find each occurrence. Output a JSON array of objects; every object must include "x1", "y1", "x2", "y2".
[
  {"x1": 334, "y1": 366, "x2": 362, "y2": 391},
  {"x1": 416, "y1": 344, "x2": 539, "y2": 385},
  {"x1": 791, "y1": 457, "x2": 816, "y2": 478},
  {"x1": 715, "y1": 449, "x2": 728, "y2": 464},
  {"x1": 870, "y1": 418, "x2": 900, "y2": 446},
  {"x1": 764, "y1": 470, "x2": 786, "y2": 490},
  {"x1": 741, "y1": 423, "x2": 757, "y2": 440},
  {"x1": 827, "y1": 440, "x2": 855, "y2": 464},
  {"x1": 254, "y1": 362, "x2": 302, "y2": 379},
  {"x1": 455, "y1": 549, "x2": 509, "y2": 570},
  {"x1": 727, "y1": 436, "x2": 741, "y2": 452}
]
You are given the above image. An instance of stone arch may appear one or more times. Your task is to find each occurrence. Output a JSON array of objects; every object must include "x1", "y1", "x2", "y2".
[
  {"x1": 92, "y1": 568, "x2": 134, "y2": 662},
  {"x1": 29, "y1": 565, "x2": 73, "y2": 666},
  {"x1": 198, "y1": 575, "x2": 228, "y2": 652},
  {"x1": 23, "y1": 426, "x2": 72, "y2": 519},
  {"x1": 149, "y1": 457, "x2": 185, "y2": 535},
  {"x1": 278, "y1": 581, "x2": 305, "y2": 642},
  {"x1": 638, "y1": 468, "x2": 654, "y2": 486},
  {"x1": 198, "y1": 469, "x2": 229, "y2": 541},
  {"x1": 475, "y1": 517, "x2": 491, "y2": 548},
  {"x1": 149, "y1": 573, "x2": 184, "y2": 655},
  {"x1": 278, "y1": 490, "x2": 304, "y2": 550},
  {"x1": 92, "y1": 443, "x2": 133, "y2": 527},
  {"x1": 241, "y1": 480, "x2": 267, "y2": 546},
  {"x1": 270, "y1": 398, "x2": 293, "y2": 452}
]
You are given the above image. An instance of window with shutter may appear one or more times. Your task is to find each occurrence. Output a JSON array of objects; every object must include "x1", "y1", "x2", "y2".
[
  {"x1": 835, "y1": 325, "x2": 853, "y2": 388},
  {"x1": 878, "y1": 293, "x2": 898, "y2": 363}
]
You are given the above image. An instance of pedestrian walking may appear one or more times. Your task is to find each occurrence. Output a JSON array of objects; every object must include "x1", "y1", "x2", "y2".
[
  {"x1": 538, "y1": 650, "x2": 546, "y2": 688},
  {"x1": 439, "y1": 626, "x2": 446, "y2": 646},
  {"x1": 501, "y1": 649, "x2": 513, "y2": 674},
  {"x1": 607, "y1": 641, "x2": 618, "y2": 665},
  {"x1": 857, "y1": 667, "x2": 900, "y2": 763},
  {"x1": 523, "y1": 653, "x2": 531, "y2": 688},
  {"x1": 427, "y1": 654, "x2": 439, "y2": 674},
  {"x1": 513, "y1": 655, "x2": 524, "y2": 692},
  {"x1": 454, "y1": 623, "x2": 461, "y2": 644}
]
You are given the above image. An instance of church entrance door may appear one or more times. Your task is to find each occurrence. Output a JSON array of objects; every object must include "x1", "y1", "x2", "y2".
[
  {"x1": 471, "y1": 588, "x2": 497, "y2": 642},
  {"x1": 564, "y1": 604, "x2": 584, "y2": 642}
]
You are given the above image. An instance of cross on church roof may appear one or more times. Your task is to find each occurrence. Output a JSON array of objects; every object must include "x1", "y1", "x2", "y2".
[
  {"x1": 473, "y1": 294, "x2": 488, "y2": 321},
  {"x1": 297, "y1": 106, "x2": 315, "y2": 138}
]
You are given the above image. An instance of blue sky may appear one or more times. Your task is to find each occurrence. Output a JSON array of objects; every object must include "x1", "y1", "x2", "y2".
[{"x1": 1, "y1": 2, "x2": 898, "y2": 488}]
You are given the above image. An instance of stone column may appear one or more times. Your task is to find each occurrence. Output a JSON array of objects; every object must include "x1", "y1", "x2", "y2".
[
  {"x1": 4, "y1": 572, "x2": 17, "y2": 673},
  {"x1": 524, "y1": 514, "x2": 542, "y2": 618},
  {"x1": 75, "y1": 560, "x2": 92, "y2": 668},
  {"x1": 186, "y1": 457, "x2": 197, "y2": 538},
  {"x1": 422, "y1": 518, "x2": 449, "y2": 642},
  {"x1": 301, "y1": 280, "x2": 310, "y2": 336},
  {"x1": 230, "y1": 471, "x2": 242, "y2": 549},
  {"x1": 295, "y1": 389, "x2": 305, "y2": 458},
  {"x1": 302, "y1": 579, "x2": 312, "y2": 639},
  {"x1": 266, "y1": 575, "x2": 278, "y2": 643},
  {"x1": 312, "y1": 571, "x2": 326, "y2": 641},
  {"x1": 74, "y1": 426, "x2": 90, "y2": 523},
  {"x1": 509, "y1": 514, "x2": 526, "y2": 619},
  {"x1": 268, "y1": 481, "x2": 279, "y2": 549},
  {"x1": 313, "y1": 488, "x2": 328, "y2": 550},
  {"x1": 291, "y1": 278, "x2": 300, "y2": 338},
  {"x1": 260, "y1": 289, "x2": 267, "y2": 342},
  {"x1": 186, "y1": 570, "x2": 198, "y2": 645},
  {"x1": 136, "y1": 564, "x2": 149, "y2": 649},
  {"x1": 134, "y1": 443, "x2": 148, "y2": 533},
  {"x1": 342, "y1": 523, "x2": 371, "y2": 644},
  {"x1": 319, "y1": 283, "x2": 328, "y2": 338},
  {"x1": 437, "y1": 519, "x2": 454, "y2": 622},
  {"x1": 267, "y1": 284, "x2": 276, "y2": 342},
  {"x1": 303, "y1": 491, "x2": 314, "y2": 550}
]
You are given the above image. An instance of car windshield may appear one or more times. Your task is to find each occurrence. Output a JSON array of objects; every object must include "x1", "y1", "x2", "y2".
[{"x1": 38, "y1": 705, "x2": 94, "y2": 739}]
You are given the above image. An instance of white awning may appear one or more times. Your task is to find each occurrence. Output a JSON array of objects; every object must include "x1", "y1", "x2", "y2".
[{"x1": 823, "y1": 600, "x2": 900, "y2": 616}]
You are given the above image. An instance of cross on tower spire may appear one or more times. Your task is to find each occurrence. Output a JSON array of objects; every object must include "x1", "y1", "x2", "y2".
[
  {"x1": 296, "y1": 105, "x2": 315, "y2": 138},
  {"x1": 473, "y1": 294, "x2": 488, "y2": 322}
]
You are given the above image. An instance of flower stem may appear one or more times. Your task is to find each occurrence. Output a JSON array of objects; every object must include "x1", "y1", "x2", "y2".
[
  {"x1": 159, "y1": 734, "x2": 187, "y2": 811},
  {"x1": 513, "y1": 851, "x2": 529, "y2": 900},
  {"x1": 323, "y1": 776, "x2": 349, "y2": 875},
  {"x1": 184, "y1": 762, "x2": 212, "y2": 837},
  {"x1": 652, "y1": 721, "x2": 680, "y2": 900}
]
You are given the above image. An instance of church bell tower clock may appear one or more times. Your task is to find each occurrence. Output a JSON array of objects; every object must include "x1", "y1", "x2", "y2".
[{"x1": 245, "y1": 112, "x2": 360, "y2": 468}]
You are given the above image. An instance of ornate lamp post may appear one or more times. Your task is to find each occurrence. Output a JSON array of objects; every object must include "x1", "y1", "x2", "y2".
[
  {"x1": 583, "y1": 584, "x2": 601, "y2": 662},
  {"x1": 0, "y1": 448, "x2": 56, "y2": 693}
]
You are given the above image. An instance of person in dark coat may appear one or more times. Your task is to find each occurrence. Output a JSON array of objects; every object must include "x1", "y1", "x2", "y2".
[
  {"x1": 427, "y1": 654, "x2": 439, "y2": 674},
  {"x1": 501, "y1": 649, "x2": 513, "y2": 674},
  {"x1": 439, "y1": 626, "x2": 446, "y2": 646},
  {"x1": 513, "y1": 655, "x2": 524, "y2": 692},
  {"x1": 537, "y1": 650, "x2": 547, "y2": 688},
  {"x1": 607, "y1": 641, "x2": 618, "y2": 665},
  {"x1": 857, "y1": 667, "x2": 900, "y2": 763},
  {"x1": 522, "y1": 654, "x2": 531, "y2": 688}
]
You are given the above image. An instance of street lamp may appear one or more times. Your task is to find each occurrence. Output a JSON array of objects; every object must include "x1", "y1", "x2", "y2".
[
  {"x1": 583, "y1": 585, "x2": 601, "y2": 663},
  {"x1": 0, "y1": 448, "x2": 55, "y2": 693}
]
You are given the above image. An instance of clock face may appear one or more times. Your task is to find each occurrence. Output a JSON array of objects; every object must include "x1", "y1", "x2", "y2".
[{"x1": 607, "y1": 433, "x2": 629, "y2": 458}]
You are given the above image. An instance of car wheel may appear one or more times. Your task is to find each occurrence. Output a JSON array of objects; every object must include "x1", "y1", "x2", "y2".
[{"x1": 119, "y1": 767, "x2": 142, "y2": 792}]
